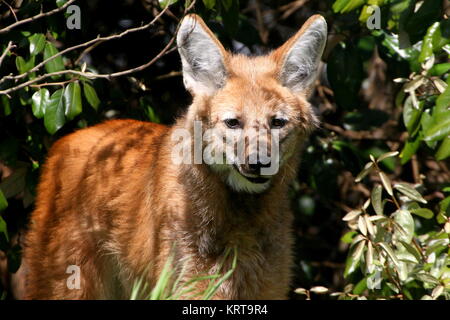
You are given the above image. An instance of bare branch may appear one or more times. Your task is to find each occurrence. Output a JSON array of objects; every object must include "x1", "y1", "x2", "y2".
[
  {"x1": 0, "y1": 3, "x2": 170, "y2": 85},
  {"x1": 0, "y1": 0, "x2": 77, "y2": 34},
  {"x1": 1, "y1": 0, "x2": 19, "y2": 22},
  {"x1": 0, "y1": 41, "x2": 15, "y2": 67},
  {"x1": 0, "y1": 0, "x2": 196, "y2": 96},
  {"x1": 0, "y1": 38, "x2": 176, "y2": 96}
]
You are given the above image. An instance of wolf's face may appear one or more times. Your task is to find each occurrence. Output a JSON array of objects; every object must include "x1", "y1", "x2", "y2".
[{"x1": 177, "y1": 14, "x2": 327, "y2": 193}]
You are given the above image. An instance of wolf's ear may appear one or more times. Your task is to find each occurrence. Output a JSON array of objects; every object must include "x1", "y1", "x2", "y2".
[
  {"x1": 177, "y1": 14, "x2": 228, "y2": 96},
  {"x1": 273, "y1": 15, "x2": 327, "y2": 93}
]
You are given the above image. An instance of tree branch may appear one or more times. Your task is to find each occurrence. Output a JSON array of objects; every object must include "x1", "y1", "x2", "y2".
[
  {"x1": 0, "y1": 0, "x2": 77, "y2": 34},
  {"x1": 0, "y1": 41, "x2": 15, "y2": 67},
  {"x1": 0, "y1": 33, "x2": 176, "y2": 96},
  {"x1": 0, "y1": 3, "x2": 170, "y2": 85},
  {"x1": 0, "y1": 0, "x2": 195, "y2": 96}
]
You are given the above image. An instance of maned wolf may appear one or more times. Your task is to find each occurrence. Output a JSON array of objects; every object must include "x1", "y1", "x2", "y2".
[{"x1": 20, "y1": 14, "x2": 327, "y2": 299}]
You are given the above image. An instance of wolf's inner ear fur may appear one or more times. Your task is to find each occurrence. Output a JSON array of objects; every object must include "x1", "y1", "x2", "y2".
[
  {"x1": 275, "y1": 15, "x2": 327, "y2": 93},
  {"x1": 177, "y1": 15, "x2": 228, "y2": 96}
]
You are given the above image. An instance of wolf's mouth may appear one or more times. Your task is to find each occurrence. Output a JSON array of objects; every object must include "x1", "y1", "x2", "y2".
[{"x1": 233, "y1": 165, "x2": 271, "y2": 184}]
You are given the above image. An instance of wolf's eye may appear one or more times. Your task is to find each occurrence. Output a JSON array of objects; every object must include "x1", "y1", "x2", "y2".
[
  {"x1": 224, "y1": 118, "x2": 240, "y2": 129},
  {"x1": 271, "y1": 118, "x2": 287, "y2": 128}
]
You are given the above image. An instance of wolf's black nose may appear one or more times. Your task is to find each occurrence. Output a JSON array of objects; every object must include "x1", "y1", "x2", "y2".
[{"x1": 247, "y1": 161, "x2": 271, "y2": 175}]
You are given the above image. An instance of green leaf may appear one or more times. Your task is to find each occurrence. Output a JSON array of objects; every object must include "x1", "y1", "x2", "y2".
[
  {"x1": 341, "y1": 231, "x2": 357, "y2": 244},
  {"x1": 429, "y1": 63, "x2": 450, "y2": 76},
  {"x1": 437, "y1": 197, "x2": 450, "y2": 224},
  {"x1": 419, "y1": 22, "x2": 439, "y2": 63},
  {"x1": 15, "y1": 56, "x2": 35, "y2": 74},
  {"x1": 202, "y1": 0, "x2": 215, "y2": 10},
  {"x1": 332, "y1": 0, "x2": 365, "y2": 13},
  {"x1": 371, "y1": 184, "x2": 383, "y2": 215},
  {"x1": 0, "y1": 189, "x2": 7, "y2": 211},
  {"x1": 222, "y1": 0, "x2": 232, "y2": 10},
  {"x1": 0, "y1": 215, "x2": 8, "y2": 242},
  {"x1": 393, "y1": 183, "x2": 427, "y2": 204},
  {"x1": 435, "y1": 86, "x2": 450, "y2": 117},
  {"x1": 413, "y1": 273, "x2": 440, "y2": 286},
  {"x1": 400, "y1": 134, "x2": 421, "y2": 164},
  {"x1": 355, "y1": 162, "x2": 373, "y2": 182},
  {"x1": 56, "y1": 0, "x2": 68, "y2": 7},
  {"x1": 342, "y1": 209, "x2": 362, "y2": 221},
  {"x1": 423, "y1": 117, "x2": 450, "y2": 142},
  {"x1": 15, "y1": 56, "x2": 26, "y2": 74},
  {"x1": 31, "y1": 88, "x2": 50, "y2": 119},
  {"x1": 435, "y1": 137, "x2": 450, "y2": 161},
  {"x1": 399, "y1": 240, "x2": 422, "y2": 263},
  {"x1": 377, "y1": 151, "x2": 399, "y2": 162},
  {"x1": 64, "y1": 82, "x2": 82, "y2": 121},
  {"x1": 44, "y1": 89, "x2": 65, "y2": 134},
  {"x1": 378, "y1": 242, "x2": 400, "y2": 267},
  {"x1": 29, "y1": 33, "x2": 46, "y2": 56},
  {"x1": 83, "y1": 82, "x2": 100, "y2": 110},
  {"x1": 158, "y1": 0, "x2": 178, "y2": 8},
  {"x1": 410, "y1": 208, "x2": 433, "y2": 219},
  {"x1": 392, "y1": 209, "x2": 414, "y2": 243},
  {"x1": 403, "y1": 96, "x2": 423, "y2": 134},
  {"x1": 43, "y1": 42, "x2": 65, "y2": 74},
  {"x1": 344, "y1": 240, "x2": 366, "y2": 277}
]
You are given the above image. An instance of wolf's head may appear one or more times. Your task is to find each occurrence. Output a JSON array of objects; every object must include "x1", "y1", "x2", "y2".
[{"x1": 175, "y1": 14, "x2": 327, "y2": 193}]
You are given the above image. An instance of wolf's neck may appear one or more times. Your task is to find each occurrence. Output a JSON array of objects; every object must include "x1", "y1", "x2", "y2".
[{"x1": 172, "y1": 160, "x2": 289, "y2": 256}]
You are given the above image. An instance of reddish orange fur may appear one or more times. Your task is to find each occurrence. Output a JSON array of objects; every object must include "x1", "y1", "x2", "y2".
[{"x1": 21, "y1": 14, "x2": 325, "y2": 299}]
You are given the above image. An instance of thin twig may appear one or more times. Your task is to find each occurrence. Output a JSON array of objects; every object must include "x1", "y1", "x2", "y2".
[
  {"x1": 0, "y1": 0, "x2": 77, "y2": 34},
  {"x1": 0, "y1": 43, "x2": 175, "y2": 95},
  {"x1": 0, "y1": 0, "x2": 196, "y2": 96},
  {"x1": 29, "y1": 78, "x2": 78, "y2": 88},
  {"x1": 0, "y1": 41, "x2": 15, "y2": 67},
  {"x1": 0, "y1": 3, "x2": 171, "y2": 85},
  {"x1": 1, "y1": 0, "x2": 18, "y2": 22}
]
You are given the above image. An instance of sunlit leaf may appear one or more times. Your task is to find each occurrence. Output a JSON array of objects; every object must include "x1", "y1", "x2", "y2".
[
  {"x1": 377, "y1": 151, "x2": 399, "y2": 162},
  {"x1": 366, "y1": 241, "x2": 374, "y2": 273},
  {"x1": 310, "y1": 286, "x2": 329, "y2": 294},
  {"x1": 343, "y1": 209, "x2": 362, "y2": 221},
  {"x1": 44, "y1": 89, "x2": 65, "y2": 134},
  {"x1": 0, "y1": 189, "x2": 7, "y2": 211},
  {"x1": 83, "y1": 82, "x2": 100, "y2": 111},
  {"x1": 394, "y1": 183, "x2": 427, "y2": 204},
  {"x1": 358, "y1": 215, "x2": 367, "y2": 236},
  {"x1": 29, "y1": 33, "x2": 46, "y2": 56},
  {"x1": 410, "y1": 208, "x2": 433, "y2": 219},
  {"x1": 378, "y1": 242, "x2": 400, "y2": 267},
  {"x1": 341, "y1": 231, "x2": 357, "y2": 244},
  {"x1": 64, "y1": 82, "x2": 82, "y2": 120},
  {"x1": 355, "y1": 162, "x2": 373, "y2": 182},
  {"x1": 371, "y1": 184, "x2": 383, "y2": 215},
  {"x1": 31, "y1": 88, "x2": 50, "y2": 119},
  {"x1": 379, "y1": 172, "x2": 393, "y2": 196},
  {"x1": 344, "y1": 240, "x2": 366, "y2": 277},
  {"x1": 393, "y1": 209, "x2": 414, "y2": 243},
  {"x1": 43, "y1": 41, "x2": 65, "y2": 74},
  {"x1": 413, "y1": 273, "x2": 440, "y2": 286},
  {"x1": 399, "y1": 240, "x2": 422, "y2": 263}
]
